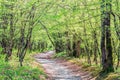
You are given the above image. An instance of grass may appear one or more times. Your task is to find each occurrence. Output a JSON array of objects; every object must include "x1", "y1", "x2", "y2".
[{"x1": 0, "y1": 51, "x2": 46, "y2": 80}]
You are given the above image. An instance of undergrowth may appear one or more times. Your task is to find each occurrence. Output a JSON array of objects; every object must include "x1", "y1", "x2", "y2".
[
  {"x1": 53, "y1": 51, "x2": 67, "y2": 58},
  {"x1": 0, "y1": 52, "x2": 46, "y2": 80}
]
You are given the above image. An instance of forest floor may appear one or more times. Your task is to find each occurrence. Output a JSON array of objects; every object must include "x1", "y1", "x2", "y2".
[{"x1": 34, "y1": 51, "x2": 94, "y2": 80}]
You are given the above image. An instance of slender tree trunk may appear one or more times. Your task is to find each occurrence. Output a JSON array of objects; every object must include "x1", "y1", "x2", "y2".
[
  {"x1": 5, "y1": 12, "x2": 14, "y2": 61},
  {"x1": 93, "y1": 31, "x2": 98, "y2": 65}
]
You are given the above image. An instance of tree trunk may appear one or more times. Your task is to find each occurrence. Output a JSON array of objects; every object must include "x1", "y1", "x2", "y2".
[{"x1": 100, "y1": 0, "x2": 114, "y2": 73}]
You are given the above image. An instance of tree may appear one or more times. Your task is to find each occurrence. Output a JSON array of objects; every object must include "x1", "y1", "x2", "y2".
[
  {"x1": 0, "y1": 0, "x2": 15, "y2": 61},
  {"x1": 100, "y1": 0, "x2": 114, "y2": 73}
]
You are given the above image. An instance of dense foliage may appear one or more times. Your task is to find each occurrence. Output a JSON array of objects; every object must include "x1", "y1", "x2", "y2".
[{"x1": 0, "y1": 0, "x2": 120, "y2": 79}]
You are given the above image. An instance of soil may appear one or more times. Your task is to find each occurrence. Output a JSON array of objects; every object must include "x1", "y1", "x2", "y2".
[{"x1": 34, "y1": 51, "x2": 95, "y2": 80}]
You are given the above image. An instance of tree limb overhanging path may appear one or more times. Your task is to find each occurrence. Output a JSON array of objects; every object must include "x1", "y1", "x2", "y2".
[{"x1": 34, "y1": 51, "x2": 94, "y2": 80}]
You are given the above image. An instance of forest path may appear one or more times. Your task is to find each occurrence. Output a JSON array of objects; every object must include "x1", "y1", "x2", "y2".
[{"x1": 34, "y1": 51, "x2": 93, "y2": 80}]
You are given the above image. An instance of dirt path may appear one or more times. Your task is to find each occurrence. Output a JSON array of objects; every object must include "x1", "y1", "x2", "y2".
[{"x1": 34, "y1": 51, "x2": 93, "y2": 80}]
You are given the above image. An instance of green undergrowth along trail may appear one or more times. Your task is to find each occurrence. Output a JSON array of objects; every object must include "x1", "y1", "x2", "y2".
[{"x1": 0, "y1": 52, "x2": 46, "y2": 80}]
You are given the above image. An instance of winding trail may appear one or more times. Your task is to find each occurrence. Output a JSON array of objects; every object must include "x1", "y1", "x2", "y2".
[{"x1": 34, "y1": 51, "x2": 93, "y2": 80}]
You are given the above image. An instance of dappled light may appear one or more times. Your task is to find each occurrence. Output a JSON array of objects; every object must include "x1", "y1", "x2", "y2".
[{"x1": 0, "y1": 0, "x2": 120, "y2": 80}]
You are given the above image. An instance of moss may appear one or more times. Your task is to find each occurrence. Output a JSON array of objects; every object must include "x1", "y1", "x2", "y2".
[
  {"x1": 96, "y1": 72, "x2": 120, "y2": 80},
  {"x1": 105, "y1": 73, "x2": 119, "y2": 80}
]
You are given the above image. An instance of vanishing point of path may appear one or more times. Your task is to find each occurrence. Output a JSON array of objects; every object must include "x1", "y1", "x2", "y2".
[{"x1": 34, "y1": 51, "x2": 93, "y2": 80}]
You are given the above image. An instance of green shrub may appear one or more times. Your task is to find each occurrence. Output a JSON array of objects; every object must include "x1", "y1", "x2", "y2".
[
  {"x1": 0, "y1": 56, "x2": 45, "y2": 80},
  {"x1": 54, "y1": 52, "x2": 67, "y2": 58},
  {"x1": 0, "y1": 65, "x2": 45, "y2": 80}
]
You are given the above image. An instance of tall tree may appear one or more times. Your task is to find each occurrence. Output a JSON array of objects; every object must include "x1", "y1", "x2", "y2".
[{"x1": 100, "y1": 0, "x2": 114, "y2": 73}]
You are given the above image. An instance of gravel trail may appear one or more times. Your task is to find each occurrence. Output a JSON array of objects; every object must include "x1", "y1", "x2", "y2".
[{"x1": 35, "y1": 51, "x2": 82, "y2": 80}]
